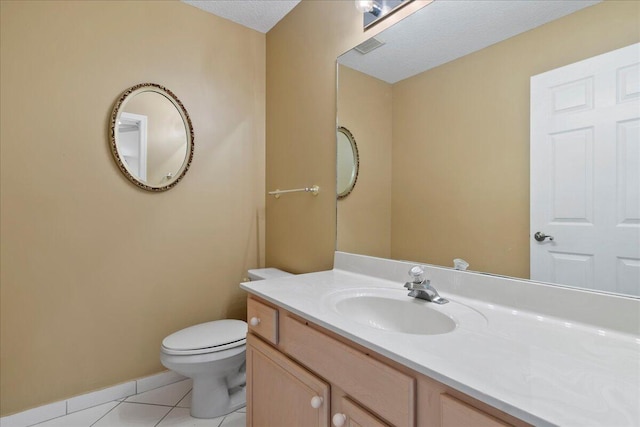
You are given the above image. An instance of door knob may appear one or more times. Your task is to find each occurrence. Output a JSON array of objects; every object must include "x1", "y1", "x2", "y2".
[
  {"x1": 534, "y1": 232, "x2": 554, "y2": 242},
  {"x1": 249, "y1": 317, "x2": 260, "y2": 326}
]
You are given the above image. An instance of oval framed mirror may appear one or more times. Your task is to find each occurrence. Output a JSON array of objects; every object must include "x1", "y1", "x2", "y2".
[
  {"x1": 337, "y1": 126, "x2": 359, "y2": 199},
  {"x1": 109, "y1": 83, "x2": 194, "y2": 192}
]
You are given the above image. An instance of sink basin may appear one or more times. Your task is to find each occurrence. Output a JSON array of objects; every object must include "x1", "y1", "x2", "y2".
[{"x1": 329, "y1": 288, "x2": 457, "y2": 335}]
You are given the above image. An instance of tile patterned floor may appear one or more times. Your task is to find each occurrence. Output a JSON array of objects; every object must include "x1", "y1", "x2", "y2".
[{"x1": 31, "y1": 380, "x2": 245, "y2": 427}]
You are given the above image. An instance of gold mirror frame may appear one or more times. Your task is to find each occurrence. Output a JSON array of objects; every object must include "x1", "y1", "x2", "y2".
[
  {"x1": 109, "y1": 83, "x2": 194, "y2": 192},
  {"x1": 337, "y1": 126, "x2": 360, "y2": 200}
]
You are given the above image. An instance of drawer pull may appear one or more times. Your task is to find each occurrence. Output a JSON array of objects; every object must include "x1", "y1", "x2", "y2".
[
  {"x1": 332, "y1": 413, "x2": 347, "y2": 427},
  {"x1": 310, "y1": 396, "x2": 323, "y2": 409},
  {"x1": 250, "y1": 317, "x2": 261, "y2": 326}
]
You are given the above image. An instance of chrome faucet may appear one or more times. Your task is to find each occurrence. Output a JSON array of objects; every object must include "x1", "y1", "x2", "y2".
[{"x1": 404, "y1": 266, "x2": 449, "y2": 304}]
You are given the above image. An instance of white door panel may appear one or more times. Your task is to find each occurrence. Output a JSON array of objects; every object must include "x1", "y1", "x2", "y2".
[{"x1": 531, "y1": 43, "x2": 640, "y2": 296}]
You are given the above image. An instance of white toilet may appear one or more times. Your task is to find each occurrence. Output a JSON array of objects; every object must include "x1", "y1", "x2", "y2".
[{"x1": 160, "y1": 268, "x2": 292, "y2": 419}]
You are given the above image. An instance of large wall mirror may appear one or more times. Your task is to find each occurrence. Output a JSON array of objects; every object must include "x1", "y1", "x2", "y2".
[
  {"x1": 109, "y1": 83, "x2": 194, "y2": 192},
  {"x1": 337, "y1": 0, "x2": 640, "y2": 298}
]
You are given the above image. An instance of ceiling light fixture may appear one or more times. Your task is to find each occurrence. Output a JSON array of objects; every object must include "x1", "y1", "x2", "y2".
[{"x1": 355, "y1": 0, "x2": 382, "y2": 17}]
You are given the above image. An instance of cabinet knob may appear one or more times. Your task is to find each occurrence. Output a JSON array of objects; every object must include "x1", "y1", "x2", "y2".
[
  {"x1": 249, "y1": 317, "x2": 260, "y2": 327},
  {"x1": 332, "y1": 413, "x2": 347, "y2": 427},
  {"x1": 310, "y1": 396, "x2": 323, "y2": 409}
]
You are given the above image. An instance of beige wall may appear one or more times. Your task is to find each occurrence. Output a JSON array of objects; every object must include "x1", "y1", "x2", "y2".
[
  {"x1": 0, "y1": 0, "x2": 265, "y2": 416},
  {"x1": 265, "y1": 0, "x2": 429, "y2": 273},
  {"x1": 391, "y1": 0, "x2": 640, "y2": 278},
  {"x1": 337, "y1": 65, "x2": 392, "y2": 258}
]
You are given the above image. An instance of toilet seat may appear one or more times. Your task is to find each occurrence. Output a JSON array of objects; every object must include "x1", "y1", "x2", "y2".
[{"x1": 161, "y1": 319, "x2": 247, "y2": 356}]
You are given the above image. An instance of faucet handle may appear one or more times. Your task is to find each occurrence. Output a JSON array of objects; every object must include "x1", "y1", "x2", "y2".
[{"x1": 408, "y1": 265, "x2": 425, "y2": 283}]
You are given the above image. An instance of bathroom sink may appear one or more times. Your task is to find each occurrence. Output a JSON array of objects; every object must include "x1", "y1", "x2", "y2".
[{"x1": 326, "y1": 288, "x2": 458, "y2": 335}]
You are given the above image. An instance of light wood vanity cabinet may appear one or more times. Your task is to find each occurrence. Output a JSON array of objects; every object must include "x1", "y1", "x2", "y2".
[{"x1": 246, "y1": 296, "x2": 530, "y2": 427}]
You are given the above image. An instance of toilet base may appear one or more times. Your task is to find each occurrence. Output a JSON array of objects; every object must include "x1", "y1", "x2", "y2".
[{"x1": 190, "y1": 375, "x2": 246, "y2": 419}]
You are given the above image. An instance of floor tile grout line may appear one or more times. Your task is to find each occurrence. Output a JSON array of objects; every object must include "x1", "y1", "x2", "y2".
[
  {"x1": 119, "y1": 401, "x2": 177, "y2": 409},
  {"x1": 28, "y1": 411, "x2": 71, "y2": 427},
  {"x1": 152, "y1": 406, "x2": 173, "y2": 427},
  {"x1": 173, "y1": 387, "x2": 193, "y2": 409},
  {"x1": 88, "y1": 400, "x2": 122, "y2": 427},
  {"x1": 153, "y1": 389, "x2": 193, "y2": 427},
  {"x1": 27, "y1": 400, "x2": 119, "y2": 427},
  {"x1": 122, "y1": 386, "x2": 193, "y2": 427}
]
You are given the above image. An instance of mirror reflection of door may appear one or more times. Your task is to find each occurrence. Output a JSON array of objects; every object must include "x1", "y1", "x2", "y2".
[
  {"x1": 531, "y1": 43, "x2": 640, "y2": 296},
  {"x1": 122, "y1": 91, "x2": 188, "y2": 187},
  {"x1": 117, "y1": 112, "x2": 148, "y2": 181}
]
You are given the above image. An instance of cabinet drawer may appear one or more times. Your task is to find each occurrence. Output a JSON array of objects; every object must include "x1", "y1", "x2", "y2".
[
  {"x1": 247, "y1": 298, "x2": 278, "y2": 345},
  {"x1": 441, "y1": 394, "x2": 511, "y2": 427},
  {"x1": 281, "y1": 315, "x2": 415, "y2": 427}
]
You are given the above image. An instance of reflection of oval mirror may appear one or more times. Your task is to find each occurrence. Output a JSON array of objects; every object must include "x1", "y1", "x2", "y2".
[
  {"x1": 109, "y1": 83, "x2": 194, "y2": 192},
  {"x1": 337, "y1": 126, "x2": 359, "y2": 199}
]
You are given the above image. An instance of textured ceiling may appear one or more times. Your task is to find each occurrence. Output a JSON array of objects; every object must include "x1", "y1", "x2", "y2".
[
  {"x1": 182, "y1": 1, "x2": 602, "y2": 80},
  {"x1": 182, "y1": 0, "x2": 301, "y2": 33},
  {"x1": 339, "y1": 0, "x2": 602, "y2": 83}
]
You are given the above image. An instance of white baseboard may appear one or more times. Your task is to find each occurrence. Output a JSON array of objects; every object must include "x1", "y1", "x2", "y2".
[
  {"x1": 136, "y1": 370, "x2": 186, "y2": 394},
  {"x1": 0, "y1": 400, "x2": 66, "y2": 427},
  {"x1": 0, "y1": 370, "x2": 186, "y2": 427},
  {"x1": 66, "y1": 381, "x2": 136, "y2": 414}
]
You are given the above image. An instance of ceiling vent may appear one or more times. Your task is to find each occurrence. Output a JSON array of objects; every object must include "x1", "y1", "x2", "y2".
[{"x1": 354, "y1": 37, "x2": 385, "y2": 55}]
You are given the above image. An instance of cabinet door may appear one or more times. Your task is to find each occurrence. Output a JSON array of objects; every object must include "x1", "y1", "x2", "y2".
[
  {"x1": 247, "y1": 334, "x2": 330, "y2": 427},
  {"x1": 441, "y1": 394, "x2": 511, "y2": 427},
  {"x1": 333, "y1": 397, "x2": 390, "y2": 427}
]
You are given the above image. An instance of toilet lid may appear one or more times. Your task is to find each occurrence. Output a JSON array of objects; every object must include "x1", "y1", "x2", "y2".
[{"x1": 162, "y1": 319, "x2": 247, "y2": 353}]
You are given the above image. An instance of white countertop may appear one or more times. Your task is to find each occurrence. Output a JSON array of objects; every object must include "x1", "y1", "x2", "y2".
[{"x1": 241, "y1": 266, "x2": 640, "y2": 427}]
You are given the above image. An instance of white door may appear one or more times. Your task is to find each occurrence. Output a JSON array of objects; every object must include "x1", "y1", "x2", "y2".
[
  {"x1": 530, "y1": 43, "x2": 640, "y2": 296},
  {"x1": 117, "y1": 112, "x2": 148, "y2": 181}
]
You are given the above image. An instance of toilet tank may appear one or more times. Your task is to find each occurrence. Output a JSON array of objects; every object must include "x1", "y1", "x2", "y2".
[{"x1": 247, "y1": 268, "x2": 293, "y2": 281}]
